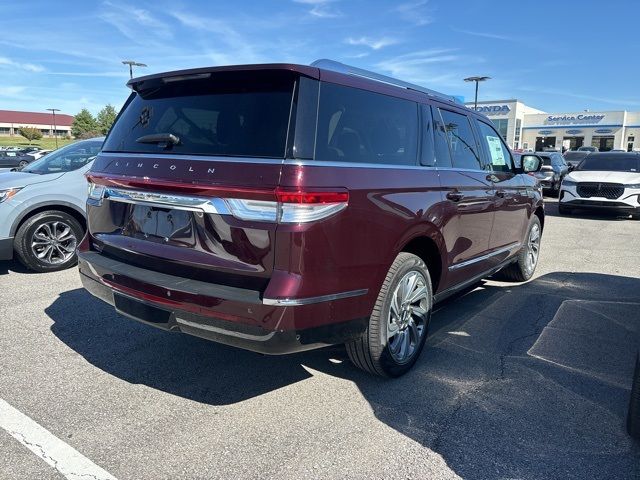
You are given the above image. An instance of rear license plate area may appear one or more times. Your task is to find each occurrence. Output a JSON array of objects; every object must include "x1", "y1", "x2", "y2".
[
  {"x1": 114, "y1": 293, "x2": 171, "y2": 325},
  {"x1": 125, "y1": 205, "x2": 195, "y2": 246}
]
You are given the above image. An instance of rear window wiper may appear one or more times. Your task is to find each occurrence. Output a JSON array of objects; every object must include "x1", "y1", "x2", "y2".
[{"x1": 136, "y1": 133, "x2": 181, "y2": 148}]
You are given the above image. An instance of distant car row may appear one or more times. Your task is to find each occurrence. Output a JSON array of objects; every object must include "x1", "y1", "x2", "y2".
[{"x1": 0, "y1": 146, "x2": 53, "y2": 168}]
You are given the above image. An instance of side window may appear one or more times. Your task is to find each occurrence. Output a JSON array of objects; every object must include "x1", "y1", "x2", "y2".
[
  {"x1": 315, "y1": 82, "x2": 418, "y2": 165},
  {"x1": 430, "y1": 106, "x2": 453, "y2": 168},
  {"x1": 438, "y1": 109, "x2": 483, "y2": 170},
  {"x1": 475, "y1": 120, "x2": 513, "y2": 172}
]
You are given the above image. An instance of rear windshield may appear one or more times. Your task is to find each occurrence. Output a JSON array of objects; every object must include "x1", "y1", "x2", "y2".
[
  {"x1": 539, "y1": 156, "x2": 552, "y2": 166},
  {"x1": 103, "y1": 70, "x2": 296, "y2": 158},
  {"x1": 577, "y1": 154, "x2": 639, "y2": 172}
]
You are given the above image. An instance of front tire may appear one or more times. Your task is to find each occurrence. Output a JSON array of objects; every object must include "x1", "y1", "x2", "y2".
[
  {"x1": 14, "y1": 210, "x2": 84, "y2": 272},
  {"x1": 346, "y1": 252, "x2": 432, "y2": 377},
  {"x1": 494, "y1": 216, "x2": 542, "y2": 282}
]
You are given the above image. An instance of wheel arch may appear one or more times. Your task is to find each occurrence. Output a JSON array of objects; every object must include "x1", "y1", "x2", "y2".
[{"x1": 11, "y1": 202, "x2": 87, "y2": 237}]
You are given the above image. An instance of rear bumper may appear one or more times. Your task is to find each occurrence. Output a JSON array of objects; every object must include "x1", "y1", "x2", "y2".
[
  {"x1": 78, "y1": 250, "x2": 368, "y2": 354},
  {"x1": 0, "y1": 237, "x2": 13, "y2": 261}
]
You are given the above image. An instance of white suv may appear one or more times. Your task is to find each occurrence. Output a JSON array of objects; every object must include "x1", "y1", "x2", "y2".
[{"x1": 559, "y1": 152, "x2": 640, "y2": 219}]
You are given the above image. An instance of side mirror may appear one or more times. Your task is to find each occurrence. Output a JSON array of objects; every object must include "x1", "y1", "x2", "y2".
[{"x1": 521, "y1": 154, "x2": 542, "y2": 173}]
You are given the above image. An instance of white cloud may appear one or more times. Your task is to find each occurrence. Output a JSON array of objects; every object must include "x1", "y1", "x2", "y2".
[
  {"x1": 345, "y1": 36, "x2": 398, "y2": 50},
  {"x1": 0, "y1": 56, "x2": 45, "y2": 72},
  {"x1": 374, "y1": 49, "x2": 467, "y2": 88},
  {"x1": 100, "y1": 1, "x2": 173, "y2": 42},
  {"x1": 0, "y1": 86, "x2": 26, "y2": 97},
  {"x1": 395, "y1": 1, "x2": 433, "y2": 26},
  {"x1": 293, "y1": 0, "x2": 342, "y2": 19},
  {"x1": 452, "y1": 28, "x2": 512, "y2": 41}
]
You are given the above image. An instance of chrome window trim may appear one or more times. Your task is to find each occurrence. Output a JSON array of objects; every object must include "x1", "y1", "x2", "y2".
[
  {"x1": 262, "y1": 288, "x2": 368, "y2": 306},
  {"x1": 104, "y1": 187, "x2": 231, "y2": 215},
  {"x1": 284, "y1": 159, "x2": 434, "y2": 170},
  {"x1": 448, "y1": 242, "x2": 521, "y2": 271}
]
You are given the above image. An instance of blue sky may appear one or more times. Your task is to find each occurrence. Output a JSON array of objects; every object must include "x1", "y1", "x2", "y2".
[{"x1": 1, "y1": 0, "x2": 638, "y2": 116}]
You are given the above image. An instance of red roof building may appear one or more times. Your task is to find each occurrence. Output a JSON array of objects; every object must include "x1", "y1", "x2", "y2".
[{"x1": 0, "y1": 110, "x2": 74, "y2": 138}]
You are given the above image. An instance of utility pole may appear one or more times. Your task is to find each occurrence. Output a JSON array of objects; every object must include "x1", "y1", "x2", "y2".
[{"x1": 46, "y1": 108, "x2": 60, "y2": 148}]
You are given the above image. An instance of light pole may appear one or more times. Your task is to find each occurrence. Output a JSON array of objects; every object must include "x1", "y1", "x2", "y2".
[
  {"x1": 46, "y1": 108, "x2": 60, "y2": 148},
  {"x1": 464, "y1": 76, "x2": 491, "y2": 111},
  {"x1": 122, "y1": 60, "x2": 147, "y2": 79}
]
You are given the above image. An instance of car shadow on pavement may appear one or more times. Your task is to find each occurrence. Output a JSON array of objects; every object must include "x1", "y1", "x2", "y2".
[
  {"x1": 45, "y1": 272, "x2": 640, "y2": 479},
  {"x1": 0, "y1": 259, "x2": 38, "y2": 275}
]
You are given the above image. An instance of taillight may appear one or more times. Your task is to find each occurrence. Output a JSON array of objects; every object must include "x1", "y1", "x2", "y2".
[{"x1": 225, "y1": 188, "x2": 349, "y2": 223}]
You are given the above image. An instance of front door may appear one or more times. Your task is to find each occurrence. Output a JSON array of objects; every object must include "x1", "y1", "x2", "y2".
[
  {"x1": 474, "y1": 119, "x2": 529, "y2": 258},
  {"x1": 434, "y1": 107, "x2": 495, "y2": 288}
]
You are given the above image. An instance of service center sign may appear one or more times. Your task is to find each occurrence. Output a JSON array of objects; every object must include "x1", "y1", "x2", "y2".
[{"x1": 544, "y1": 113, "x2": 606, "y2": 125}]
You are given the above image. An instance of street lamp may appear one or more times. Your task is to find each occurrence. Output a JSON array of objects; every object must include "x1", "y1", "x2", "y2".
[
  {"x1": 46, "y1": 108, "x2": 60, "y2": 148},
  {"x1": 464, "y1": 76, "x2": 491, "y2": 111},
  {"x1": 122, "y1": 60, "x2": 147, "y2": 79}
]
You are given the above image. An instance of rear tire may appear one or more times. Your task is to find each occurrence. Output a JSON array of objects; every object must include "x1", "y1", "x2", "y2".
[
  {"x1": 346, "y1": 253, "x2": 432, "y2": 377},
  {"x1": 14, "y1": 210, "x2": 84, "y2": 272},
  {"x1": 494, "y1": 216, "x2": 542, "y2": 282}
]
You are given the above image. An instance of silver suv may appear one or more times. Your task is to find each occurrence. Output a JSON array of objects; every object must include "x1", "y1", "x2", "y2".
[{"x1": 0, "y1": 138, "x2": 103, "y2": 272}]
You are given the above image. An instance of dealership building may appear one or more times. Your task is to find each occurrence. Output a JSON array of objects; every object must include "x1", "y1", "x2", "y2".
[
  {"x1": 467, "y1": 99, "x2": 640, "y2": 152},
  {"x1": 0, "y1": 110, "x2": 74, "y2": 138}
]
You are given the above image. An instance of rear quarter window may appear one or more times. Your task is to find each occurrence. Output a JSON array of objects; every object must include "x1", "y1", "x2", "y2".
[{"x1": 315, "y1": 82, "x2": 418, "y2": 166}]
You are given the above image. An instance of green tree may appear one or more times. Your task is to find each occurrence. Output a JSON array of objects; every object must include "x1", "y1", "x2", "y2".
[
  {"x1": 18, "y1": 126, "x2": 43, "y2": 144},
  {"x1": 96, "y1": 104, "x2": 118, "y2": 135},
  {"x1": 71, "y1": 109, "x2": 98, "y2": 138}
]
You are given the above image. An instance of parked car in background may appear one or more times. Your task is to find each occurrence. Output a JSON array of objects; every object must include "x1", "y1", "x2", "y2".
[
  {"x1": 533, "y1": 151, "x2": 571, "y2": 196},
  {"x1": 20, "y1": 146, "x2": 41, "y2": 154},
  {"x1": 564, "y1": 150, "x2": 591, "y2": 168},
  {"x1": 28, "y1": 149, "x2": 52, "y2": 160},
  {"x1": 559, "y1": 152, "x2": 640, "y2": 218},
  {"x1": 0, "y1": 137, "x2": 104, "y2": 271},
  {"x1": 0, "y1": 150, "x2": 36, "y2": 169},
  {"x1": 578, "y1": 145, "x2": 598, "y2": 152},
  {"x1": 77, "y1": 60, "x2": 544, "y2": 377}
]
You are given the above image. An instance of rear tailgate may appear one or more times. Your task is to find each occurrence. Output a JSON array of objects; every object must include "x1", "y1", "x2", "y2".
[{"x1": 86, "y1": 68, "x2": 298, "y2": 291}]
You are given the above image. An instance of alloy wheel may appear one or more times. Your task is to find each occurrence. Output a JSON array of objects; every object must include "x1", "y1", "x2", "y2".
[
  {"x1": 387, "y1": 270, "x2": 429, "y2": 364},
  {"x1": 525, "y1": 223, "x2": 541, "y2": 273},
  {"x1": 30, "y1": 221, "x2": 77, "y2": 265}
]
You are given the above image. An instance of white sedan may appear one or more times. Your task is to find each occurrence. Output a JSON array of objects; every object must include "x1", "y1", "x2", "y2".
[{"x1": 559, "y1": 152, "x2": 640, "y2": 219}]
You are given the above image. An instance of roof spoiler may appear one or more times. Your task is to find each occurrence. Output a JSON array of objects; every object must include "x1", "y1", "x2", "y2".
[{"x1": 311, "y1": 59, "x2": 461, "y2": 104}]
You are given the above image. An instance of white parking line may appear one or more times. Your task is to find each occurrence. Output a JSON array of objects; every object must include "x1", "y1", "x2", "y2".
[{"x1": 0, "y1": 399, "x2": 117, "y2": 480}]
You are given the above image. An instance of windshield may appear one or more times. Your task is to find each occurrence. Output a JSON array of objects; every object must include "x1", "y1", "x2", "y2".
[
  {"x1": 540, "y1": 156, "x2": 552, "y2": 166},
  {"x1": 22, "y1": 139, "x2": 103, "y2": 174},
  {"x1": 103, "y1": 70, "x2": 296, "y2": 158},
  {"x1": 577, "y1": 154, "x2": 639, "y2": 172}
]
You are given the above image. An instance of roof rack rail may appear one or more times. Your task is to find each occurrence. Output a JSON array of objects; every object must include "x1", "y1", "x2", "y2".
[{"x1": 311, "y1": 59, "x2": 459, "y2": 104}]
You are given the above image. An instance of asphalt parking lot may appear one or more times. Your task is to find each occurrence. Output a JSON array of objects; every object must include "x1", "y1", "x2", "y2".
[{"x1": 1, "y1": 199, "x2": 639, "y2": 480}]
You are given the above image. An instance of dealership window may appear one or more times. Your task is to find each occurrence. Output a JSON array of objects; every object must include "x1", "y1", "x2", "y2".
[
  {"x1": 0, "y1": 127, "x2": 10, "y2": 135},
  {"x1": 490, "y1": 118, "x2": 509, "y2": 141}
]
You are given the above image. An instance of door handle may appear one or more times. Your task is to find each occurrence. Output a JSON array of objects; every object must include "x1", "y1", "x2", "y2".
[
  {"x1": 495, "y1": 190, "x2": 506, "y2": 198},
  {"x1": 446, "y1": 191, "x2": 463, "y2": 202}
]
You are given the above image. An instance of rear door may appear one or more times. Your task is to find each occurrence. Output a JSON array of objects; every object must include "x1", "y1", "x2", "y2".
[
  {"x1": 474, "y1": 118, "x2": 529, "y2": 252},
  {"x1": 87, "y1": 69, "x2": 297, "y2": 289},
  {"x1": 433, "y1": 106, "x2": 495, "y2": 284}
]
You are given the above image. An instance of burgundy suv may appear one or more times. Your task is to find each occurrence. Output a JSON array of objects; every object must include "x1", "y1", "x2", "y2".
[{"x1": 78, "y1": 60, "x2": 544, "y2": 377}]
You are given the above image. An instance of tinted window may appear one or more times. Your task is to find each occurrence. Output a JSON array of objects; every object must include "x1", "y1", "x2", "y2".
[
  {"x1": 103, "y1": 70, "x2": 295, "y2": 158},
  {"x1": 577, "y1": 154, "x2": 639, "y2": 172},
  {"x1": 431, "y1": 106, "x2": 453, "y2": 168},
  {"x1": 419, "y1": 105, "x2": 436, "y2": 167},
  {"x1": 540, "y1": 155, "x2": 552, "y2": 166},
  {"x1": 315, "y1": 82, "x2": 418, "y2": 165},
  {"x1": 22, "y1": 140, "x2": 102, "y2": 174},
  {"x1": 476, "y1": 120, "x2": 512, "y2": 172},
  {"x1": 439, "y1": 109, "x2": 482, "y2": 170}
]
